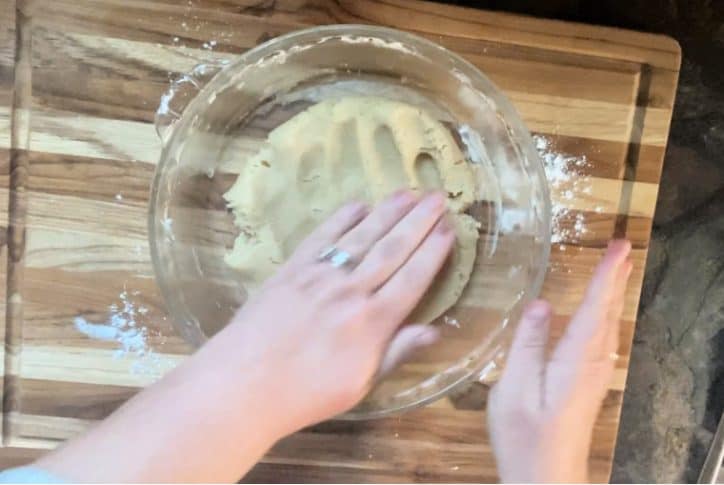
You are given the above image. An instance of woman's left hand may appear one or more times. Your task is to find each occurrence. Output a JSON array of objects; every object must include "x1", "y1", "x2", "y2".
[
  {"x1": 224, "y1": 190, "x2": 455, "y2": 431},
  {"x1": 35, "y1": 191, "x2": 456, "y2": 483}
]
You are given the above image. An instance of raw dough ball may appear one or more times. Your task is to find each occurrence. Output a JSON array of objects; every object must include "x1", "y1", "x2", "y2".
[{"x1": 224, "y1": 96, "x2": 480, "y2": 324}]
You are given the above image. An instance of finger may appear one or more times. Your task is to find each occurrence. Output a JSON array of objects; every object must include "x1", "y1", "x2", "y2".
[
  {"x1": 603, "y1": 259, "x2": 633, "y2": 356},
  {"x1": 354, "y1": 192, "x2": 447, "y2": 289},
  {"x1": 581, "y1": 239, "x2": 632, "y2": 310},
  {"x1": 378, "y1": 324, "x2": 440, "y2": 377},
  {"x1": 570, "y1": 239, "x2": 631, "y2": 334},
  {"x1": 334, "y1": 190, "x2": 418, "y2": 263},
  {"x1": 553, "y1": 240, "x2": 631, "y2": 362},
  {"x1": 607, "y1": 259, "x2": 633, "y2": 323},
  {"x1": 374, "y1": 217, "x2": 455, "y2": 327},
  {"x1": 499, "y1": 300, "x2": 551, "y2": 392},
  {"x1": 290, "y1": 201, "x2": 368, "y2": 264}
]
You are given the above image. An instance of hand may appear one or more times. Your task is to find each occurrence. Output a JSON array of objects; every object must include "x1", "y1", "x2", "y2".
[
  {"x1": 488, "y1": 240, "x2": 633, "y2": 483},
  {"x1": 226, "y1": 190, "x2": 455, "y2": 431},
  {"x1": 35, "y1": 191, "x2": 455, "y2": 483}
]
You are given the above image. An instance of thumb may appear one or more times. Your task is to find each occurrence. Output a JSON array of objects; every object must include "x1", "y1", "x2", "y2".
[
  {"x1": 500, "y1": 300, "x2": 552, "y2": 389},
  {"x1": 379, "y1": 324, "x2": 440, "y2": 377}
]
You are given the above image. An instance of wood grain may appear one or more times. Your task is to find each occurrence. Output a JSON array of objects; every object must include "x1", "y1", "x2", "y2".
[
  {"x1": 0, "y1": 0, "x2": 680, "y2": 481},
  {"x1": 0, "y1": 0, "x2": 13, "y2": 445}
]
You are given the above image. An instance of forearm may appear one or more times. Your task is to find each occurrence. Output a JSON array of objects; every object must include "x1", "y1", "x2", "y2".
[{"x1": 37, "y1": 322, "x2": 288, "y2": 483}]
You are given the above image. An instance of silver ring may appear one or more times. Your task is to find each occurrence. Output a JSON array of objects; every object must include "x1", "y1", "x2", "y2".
[
  {"x1": 317, "y1": 246, "x2": 337, "y2": 260},
  {"x1": 318, "y1": 246, "x2": 353, "y2": 268}
]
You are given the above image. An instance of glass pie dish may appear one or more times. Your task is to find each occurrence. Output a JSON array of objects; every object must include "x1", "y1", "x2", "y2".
[{"x1": 149, "y1": 24, "x2": 551, "y2": 418}]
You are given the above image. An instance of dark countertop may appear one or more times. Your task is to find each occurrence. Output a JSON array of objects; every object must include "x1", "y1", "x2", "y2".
[{"x1": 443, "y1": 1, "x2": 724, "y2": 482}]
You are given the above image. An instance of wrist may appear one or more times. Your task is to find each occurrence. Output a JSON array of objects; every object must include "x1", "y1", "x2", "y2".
[
  {"x1": 499, "y1": 450, "x2": 588, "y2": 483},
  {"x1": 196, "y1": 319, "x2": 304, "y2": 441},
  {"x1": 531, "y1": 434, "x2": 590, "y2": 483},
  {"x1": 494, "y1": 424, "x2": 591, "y2": 483}
]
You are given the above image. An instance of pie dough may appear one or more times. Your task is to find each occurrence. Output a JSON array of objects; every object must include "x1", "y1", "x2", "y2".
[{"x1": 224, "y1": 96, "x2": 480, "y2": 324}]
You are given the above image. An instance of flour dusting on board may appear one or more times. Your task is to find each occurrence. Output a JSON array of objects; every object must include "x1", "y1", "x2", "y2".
[
  {"x1": 170, "y1": 0, "x2": 232, "y2": 49},
  {"x1": 74, "y1": 290, "x2": 173, "y2": 376},
  {"x1": 444, "y1": 315, "x2": 461, "y2": 328},
  {"x1": 534, "y1": 135, "x2": 593, "y2": 246}
]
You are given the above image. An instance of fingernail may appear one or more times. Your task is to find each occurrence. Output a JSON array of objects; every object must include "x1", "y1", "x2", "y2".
[
  {"x1": 348, "y1": 202, "x2": 369, "y2": 218},
  {"x1": 393, "y1": 190, "x2": 415, "y2": 204},
  {"x1": 621, "y1": 239, "x2": 632, "y2": 255},
  {"x1": 609, "y1": 239, "x2": 631, "y2": 255},
  {"x1": 525, "y1": 300, "x2": 550, "y2": 321},
  {"x1": 415, "y1": 328, "x2": 439, "y2": 346},
  {"x1": 436, "y1": 216, "x2": 452, "y2": 234},
  {"x1": 349, "y1": 200, "x2": 367, "y2": 211},
  {"x1": 423, "y1": 192, "x2": 445, "y2": 211}
]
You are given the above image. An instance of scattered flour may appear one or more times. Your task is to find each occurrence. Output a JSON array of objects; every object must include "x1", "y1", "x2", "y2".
[
  {"x1": 74, "y1": 290, "x2": 171, "y2": 376},
  {"x1": 444, "y1": 315, "x2": 461, "y2": 328},
  {"x1": 533, "y1": 135, "x2": 591, "y2": 245},
  {"x1": 172, "y1": 0, "x2": 232, "y2": 49}
]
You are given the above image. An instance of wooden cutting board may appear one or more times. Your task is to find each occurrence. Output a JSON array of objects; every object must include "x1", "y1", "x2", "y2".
[{"x1": 0, "y1": 0, "x2": 680, "y2": 481}]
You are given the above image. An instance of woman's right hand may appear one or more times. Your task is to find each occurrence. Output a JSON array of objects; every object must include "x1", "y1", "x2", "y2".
[{"x1": 488, "y1": 240, "x2": 633, "y2": 483}]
